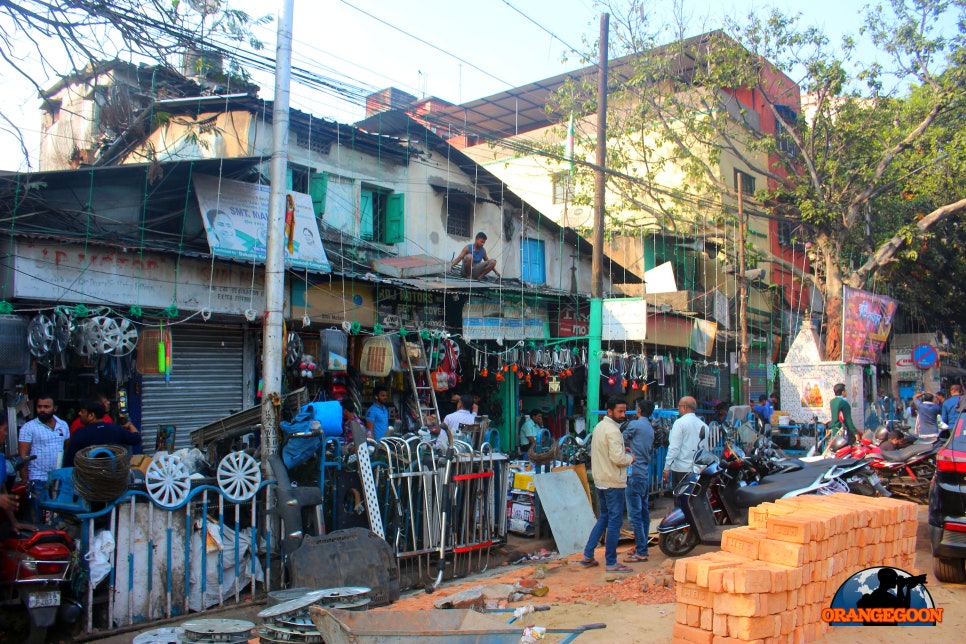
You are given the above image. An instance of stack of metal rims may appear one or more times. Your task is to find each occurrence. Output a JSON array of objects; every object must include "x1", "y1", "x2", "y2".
[
  {"x1": 180, "y1": 619, "x2": 256, "y2": 644},
  {"x1": 257, "y1": 586, "x2": 371, "y2": 643}
]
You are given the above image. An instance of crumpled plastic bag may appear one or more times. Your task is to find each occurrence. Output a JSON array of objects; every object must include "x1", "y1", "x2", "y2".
[{"x1": 85, "y1": 529, "x2": 115, "y2": 587}]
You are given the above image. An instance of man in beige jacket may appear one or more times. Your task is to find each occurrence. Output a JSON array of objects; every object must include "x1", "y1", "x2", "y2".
[{"x1": 579, "y1": 397, "x2": 635, "y2": 573}]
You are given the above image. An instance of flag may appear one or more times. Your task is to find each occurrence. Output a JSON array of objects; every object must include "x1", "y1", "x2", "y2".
[{"x1": 565, "y1": 113, "x2": 575, "y2": 175}]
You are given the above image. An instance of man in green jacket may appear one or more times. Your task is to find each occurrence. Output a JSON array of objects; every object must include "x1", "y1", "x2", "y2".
[
  {"x1": 828, "y1": 383, "x2": 859, "y2": 442},
  {"x1": 579, "y1": 398, "x2": 634, "y2": 573}
]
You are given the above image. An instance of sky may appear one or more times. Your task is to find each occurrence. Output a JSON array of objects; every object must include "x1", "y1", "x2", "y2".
[{"x1": 0, "y1": 0, "x2": 954, "y2": 171}]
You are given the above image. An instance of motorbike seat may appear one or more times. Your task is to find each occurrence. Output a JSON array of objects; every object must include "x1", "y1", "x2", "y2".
[
  {"x1": 735, "y1": 466, "x2": 842, "y2": 507},
  {"x1": 877, "y1": 441, "x2": 936, "y2": 462}
]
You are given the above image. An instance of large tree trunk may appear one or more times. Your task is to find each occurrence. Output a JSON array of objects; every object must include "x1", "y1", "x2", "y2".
[{"x1": 823, "y1": 244, "x2": 845, "y2": 361}]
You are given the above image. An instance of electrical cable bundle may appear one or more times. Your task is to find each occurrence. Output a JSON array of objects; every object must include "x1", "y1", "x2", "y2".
[{"x1": 72, "y1": 445, "x2": 131, "y2": 503}]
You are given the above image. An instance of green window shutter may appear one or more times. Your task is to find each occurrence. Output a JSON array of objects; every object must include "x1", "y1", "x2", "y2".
[
  {"x1": 383, "y1": 193, "x2": 405, "y2": 244},
  {"x1": 285, "y1": 167, "x2": 294, "y2": 190},
  {"x1": 309, "y1": 172, "x2": 329, "y2": 217},
  {"x1": 360, "y1": 189, "x2": 374, "y2": 241}
]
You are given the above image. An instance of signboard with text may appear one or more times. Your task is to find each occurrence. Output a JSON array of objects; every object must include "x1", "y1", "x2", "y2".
[
  {"x1": 841, "y1": 286, "x2": 898, "y2": 364},
  {"x1": 14, "y1": 241, "x2": 268, "y2": 315},
  {"x1": 194, "y1": 174, "x2": 331, "y2": 273}
]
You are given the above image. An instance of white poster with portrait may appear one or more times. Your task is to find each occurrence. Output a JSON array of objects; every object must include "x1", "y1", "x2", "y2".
[{"x1": 193, "y1": 174, "x2": 331, "y2": 273}]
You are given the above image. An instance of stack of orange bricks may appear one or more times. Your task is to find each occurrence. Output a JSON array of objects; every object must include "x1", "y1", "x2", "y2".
[{"x1": 672, "y1": 493, "x2": 919, "y2": 644}]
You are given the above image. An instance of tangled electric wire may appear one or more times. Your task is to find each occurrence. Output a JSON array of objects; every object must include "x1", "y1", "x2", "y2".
[{"x1": 72, "y1": 445, "x2": 131, "y2": 503}]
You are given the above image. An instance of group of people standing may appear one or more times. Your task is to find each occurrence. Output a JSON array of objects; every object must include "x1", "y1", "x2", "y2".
[{"x1": 578, "y1": 396, "x2": 707, "y2": 573}]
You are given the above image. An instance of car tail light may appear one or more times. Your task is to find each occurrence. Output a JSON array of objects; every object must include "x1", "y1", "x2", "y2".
[
  {"x1": 945, "y1": 522, "x2": 966, "y2": 533},
  {"x1": 936, "y1": 447, "x2": 966, "y2": 473}
]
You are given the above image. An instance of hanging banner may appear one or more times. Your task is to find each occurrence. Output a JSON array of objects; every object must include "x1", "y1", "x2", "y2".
[
  {"x1": 689, "y1": 318, "x2": 717, "y2": 356},
  {"x1": 462, "y1": 301, "x2": 547, "y2": 341},
  {"x1": 193, "y1": 175, "x2": 331, "y2": 273},
  {"x1": 841, "y1": 286, "x2": 898, "y2": 364},
  {"x1": 602, "y1": 298, "x2": 647, "y2": 341}
]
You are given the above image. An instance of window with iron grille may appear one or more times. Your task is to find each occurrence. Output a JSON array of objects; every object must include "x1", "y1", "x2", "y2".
[
  {"x1": 734, "y1": 169, "x2": 756, "y2": 195},
  {"x1": 552, "y1": 172, "x2": 572, "y2": 204},
  {"x1": 774, "y1": 105, "x2": 798, "y2": 156},
  {"x1": 445, "y1": 195, "x2": 474, "y2": 238}
]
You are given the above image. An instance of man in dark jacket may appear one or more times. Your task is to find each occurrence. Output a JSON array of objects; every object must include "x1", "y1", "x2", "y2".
[
  {"x1": 622, "y1": 398, "x2": 655, "y2": 562},
  {"x1": 63, "y1": 400, "x2": 141, "y2": 467}
]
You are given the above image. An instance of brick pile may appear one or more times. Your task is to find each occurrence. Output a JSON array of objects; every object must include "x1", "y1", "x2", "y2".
[{"x1": 672, "y1": 493, "x2": 919, "y2": 643}]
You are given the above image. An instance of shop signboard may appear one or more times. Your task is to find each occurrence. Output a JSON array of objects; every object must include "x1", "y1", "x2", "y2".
[
  {"x1": 462, "y1": 301, "x2": 547, "y2": 340},
  {"x1": 841, "y1": 286, "x2": 898, "y2": 364},
  {"x1": 376, "y1": 286, "x2": 446, "y2": 329},
  {"x1": 193, "y1": 174, "x2": 331, "y2": 273},
  {"x1": 557, "y1": 305, "x2": 590, "y2": 337},
  {"x1": 13, "y1": 241, "x2": 269, "y2": 316}
]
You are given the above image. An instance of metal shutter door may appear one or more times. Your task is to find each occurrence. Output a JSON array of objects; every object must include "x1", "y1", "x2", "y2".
[{"x1": 140, "y1": 325, "x2": 245, "y2": 452}]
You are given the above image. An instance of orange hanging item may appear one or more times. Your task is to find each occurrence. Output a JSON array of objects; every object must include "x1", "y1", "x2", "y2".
[{"x1": 285, "y1": 194, "x2": 296, "y2": 254}]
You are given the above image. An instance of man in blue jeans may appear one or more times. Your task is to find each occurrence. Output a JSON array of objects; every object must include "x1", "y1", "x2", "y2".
[
  {"x1": 579, "y1": 397, "x2": 634, "y2": 573},
  {"x1": 622, "y1": 398, "x2": 655, "y2": 562}
]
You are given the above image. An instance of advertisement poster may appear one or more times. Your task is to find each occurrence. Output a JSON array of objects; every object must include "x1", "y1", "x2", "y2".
[
  {"x1": 841, "y1": 286, "x2": 898, "y2": 364},
  {"x1": 193, "y1": 175, "x2": 331, "y2": 273},
  {"x1": 800, "y1": 377, "x2": 825, "y2": 410}
]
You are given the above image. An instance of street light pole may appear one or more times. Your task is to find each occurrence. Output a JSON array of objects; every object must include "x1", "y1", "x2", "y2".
[{"x1": 260, "y1": 0, "x2": 294, "y2": 474}]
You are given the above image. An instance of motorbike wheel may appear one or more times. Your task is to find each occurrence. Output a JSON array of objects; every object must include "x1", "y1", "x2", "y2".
[
  {"x1": 933, "y1": 556, "x2": 966, "y2": 584},
  {"x1": 659, "y1": 528, "x2": 698, "y2": 557}
]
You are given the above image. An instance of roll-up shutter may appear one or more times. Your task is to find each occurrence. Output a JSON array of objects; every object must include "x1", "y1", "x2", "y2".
[{"x1": 140, "y1": 324, "x2": 245, "y2": 452}]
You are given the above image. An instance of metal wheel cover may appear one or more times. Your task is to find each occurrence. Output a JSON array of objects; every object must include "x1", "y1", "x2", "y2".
[
  {"x1": 53, "y1": 312, "x2": 73, "y2": 352},
  {"x1": 112, "y1": 317, "x2": 139, "y2": 356},
  {"x1": 145, "y1": 454, "x2": 191, "y2": 508},
  {"x1": 285, "y1": 332, "x2": 303, "y2": 367},
  {"x1": 86, "y1": 315, "x2": 121, "y2": 355},
  {"x1": 27, "y1": 314, "x2": 54, "y2": 357},
  {"x1": 216, "y1": 451, "x2": 261, "y2": 502},
  {"x1": 72, "y1": 320, "x2": 95, "y2": 357}
]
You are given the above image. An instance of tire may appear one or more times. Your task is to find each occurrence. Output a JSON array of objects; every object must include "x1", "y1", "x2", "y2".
[
  {"x1": 934, "y1": 556, "x2": 966, "y2": 584},
  {"x1": 659, "y1": 528, "x2": 698, "y2": 557}
]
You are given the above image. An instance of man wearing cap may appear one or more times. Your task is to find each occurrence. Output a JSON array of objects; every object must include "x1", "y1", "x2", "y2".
[{"x1": 451, "y1": 232, "x2": 500, "y2": 279}]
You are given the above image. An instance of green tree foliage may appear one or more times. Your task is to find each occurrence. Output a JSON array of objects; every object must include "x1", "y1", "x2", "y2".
[
  {"x1": 0, "y1": 0, "x2": 270, "y2": 164},
  {"x1": 554, "y1": 0, "x2": 966, "y2": 345}
]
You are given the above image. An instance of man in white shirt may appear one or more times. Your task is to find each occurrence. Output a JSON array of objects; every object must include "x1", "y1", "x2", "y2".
[
  {"x1": 17, "y1": 394, "x2": 70, "y2": 495},
  {"x1": 443, "y1": 394, "x2": 476, "y2": 436},
  {"x1": 662, "y1": 396, "x2": 708, "y2": 489}
]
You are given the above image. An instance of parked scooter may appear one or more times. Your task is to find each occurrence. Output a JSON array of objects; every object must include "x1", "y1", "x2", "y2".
[
  {"x1": 656, "y1": 441, "x2": 888, "y2": 557},
  {"x1": 1, "y1": 455, "x2": 80, "y2": 644}
]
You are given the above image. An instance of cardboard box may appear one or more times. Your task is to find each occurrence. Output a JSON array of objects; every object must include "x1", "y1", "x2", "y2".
[{"x1": 511, "y1": 471, "x2": 535, "y2": 491}]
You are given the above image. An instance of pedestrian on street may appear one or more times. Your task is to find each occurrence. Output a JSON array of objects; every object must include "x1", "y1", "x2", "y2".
[
  {"x1": 827, "y1": 383, "x2": 859, "y2": 442},
  {"x1": 62, "y1": 399, "x2": 141, "y2": 468},
  {"x1": 365, "y1": 385, "x2": 390, "y2": 441},
  {"x1": 579, "y1": 397, "x2": 634, "y2": 573},
  {"x1": 942, "y1": 384, "x2": 962, "y2": 430},
  {"x1": 912, "y1": 391, "x2": 942, "y2": 436},
  {"x1": 623, "y1": 398, "x2": 655, "y2": 563},
  {"x1": 662, "y1": 396, "x2": 708, "y2": 489},
  {"x1": 17, "y1": 394, "x2": 70, "y2": 496}
]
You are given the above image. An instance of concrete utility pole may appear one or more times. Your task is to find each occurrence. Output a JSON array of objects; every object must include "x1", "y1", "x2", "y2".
[
  {"x1": 261, "y1": 0, "x2": 294, "y2": 474},
  {"x1": 586, "y1": 13, "x2": 609, "y2": 432},
  {"x1": 737, "y1": 174, "x2": 750, "y2": 406}
]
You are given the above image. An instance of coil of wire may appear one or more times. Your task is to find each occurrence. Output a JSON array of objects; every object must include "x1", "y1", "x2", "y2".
[{"x1": 72, "y1": 445, "x2": 131, "y2": 502}]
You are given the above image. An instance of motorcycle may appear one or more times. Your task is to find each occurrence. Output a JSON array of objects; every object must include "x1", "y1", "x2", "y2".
[
  {"x1": 819, "y1": 428, "x2": 944, "y2": 503},
  {"x1": 1, "y1": 456, "x2": 80, "y2": 644},
  {"x1": 656, "y1": 441, "x2": 888, "y2": 557}
]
